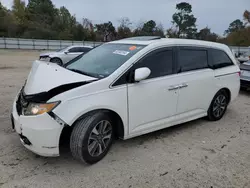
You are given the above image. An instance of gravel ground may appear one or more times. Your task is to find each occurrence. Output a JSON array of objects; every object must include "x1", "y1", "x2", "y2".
[{"x1": 0, "y1": 49, "x2": 250, "y2": 188}]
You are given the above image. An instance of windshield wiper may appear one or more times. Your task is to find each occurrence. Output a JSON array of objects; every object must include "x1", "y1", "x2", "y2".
[{"x1": 68, "y1": 68, "x2": 97, "y2": 78}]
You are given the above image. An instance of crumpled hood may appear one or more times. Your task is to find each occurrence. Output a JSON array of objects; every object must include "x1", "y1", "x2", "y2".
[{"x1": 24, "y1": 60, "x2": 97, "y2": 95}]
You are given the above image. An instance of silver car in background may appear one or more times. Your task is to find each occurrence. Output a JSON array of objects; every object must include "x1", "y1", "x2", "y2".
[
  {"x1": 39, "y1": 45, "x2": 93, "y2": 65},
  {"x1": 240, "y1": 60, "x2": 250, "y2": 89}
]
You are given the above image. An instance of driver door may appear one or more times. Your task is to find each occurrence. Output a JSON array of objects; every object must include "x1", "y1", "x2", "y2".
[{"x1": 127, "y1": 48, "x2": 180, "y2": 135}]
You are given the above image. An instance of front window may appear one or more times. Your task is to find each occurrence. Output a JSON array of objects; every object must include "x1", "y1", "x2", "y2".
[{"x1": 65, "y1": 43, "x2": 146, "y2": 78}]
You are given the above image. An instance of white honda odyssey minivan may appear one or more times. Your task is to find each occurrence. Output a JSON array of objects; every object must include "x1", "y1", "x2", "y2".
[{"x1": 11, "y1": 36, "x2": 240, "y2": 164}]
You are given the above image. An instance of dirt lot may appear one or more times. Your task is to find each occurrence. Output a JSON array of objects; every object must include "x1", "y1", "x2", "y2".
[{"x1": 0, "y1": 49, "x2": 250, "y2": 188}]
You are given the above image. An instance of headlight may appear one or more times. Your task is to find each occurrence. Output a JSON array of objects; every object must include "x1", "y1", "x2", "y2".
[
  {"x1": 39, "y1": 56, "x2": 50, "y2": 61},
  {"x1": 23, "y1": 101, "x2": 60, "y2": 116}
]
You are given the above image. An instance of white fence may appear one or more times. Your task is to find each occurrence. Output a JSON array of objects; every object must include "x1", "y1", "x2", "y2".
[
  {"x1": 0, "y1": 37, "x2": 249, "y2": 54},
  {"x1": 230, "y1": 46, "x2": 250, "y2": 55},
  {"x1": 0, "y1": 37, "x2": 103, "y2": 50}
]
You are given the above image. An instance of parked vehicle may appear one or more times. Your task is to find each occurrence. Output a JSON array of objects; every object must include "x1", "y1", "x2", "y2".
[
  {"x1": 237, "y1": 53, "x2": 250, "y2": 63},
  {"x1": 39, "y1": 45, "x2": 93, "y2": 65},
  {"x1": 240, "y1": 60, "x2": 250, "y2": 89},
  {"x1": 232, "y1": 50, "x2": 250, "y2": 64},
  {"x1": 11, "y1": 37, "x2": 240, "y2": 164}
]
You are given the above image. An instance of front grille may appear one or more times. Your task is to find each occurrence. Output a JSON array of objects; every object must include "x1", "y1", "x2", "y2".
[{"x1": 16, "y1": 89, "x2": 29, "y2": 115}]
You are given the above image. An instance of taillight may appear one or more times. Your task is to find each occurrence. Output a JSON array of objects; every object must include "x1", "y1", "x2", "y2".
[{"x1": 238, "y1": 71, "x2": 241, "y2": 76}]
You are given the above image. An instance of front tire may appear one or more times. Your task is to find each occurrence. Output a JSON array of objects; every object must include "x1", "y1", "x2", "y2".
[
  {"x1": 70, "y1": 112, "x2": 114, "y2": 164},
  {"x1": 207, "y1": 90, "x2": 229, "y2": 121}
]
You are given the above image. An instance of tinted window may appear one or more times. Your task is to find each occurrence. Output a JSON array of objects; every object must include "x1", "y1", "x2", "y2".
[
  {"x1": 84, "y1": 47, "x2": 92, "y2": 52},
  {"x1": 77, "y1": 47, "x2": 85, "y2": 52},
  {"x1": 210, "y1": 49, "x2": 233, "y2": 69},
  {"x1": 133, "y1": 49, "x2": 173, "y2": 79},
  {"x1": 66, "y1": 44, "x2": 146, "y2": 78},
  {"x1": 68, "y1": 47, "x2": 80, "y2": 53},
  {"x1": 78, "y1": 47, "x2": 92, "y2": 53},
  {"x1": 178, "y1": 49, "x2": 208, "y2": 72}
]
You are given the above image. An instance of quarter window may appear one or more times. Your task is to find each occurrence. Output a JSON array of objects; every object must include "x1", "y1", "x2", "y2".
[
  {"x1": 210, "y1": 49, "x2": 233, "y2": 68},
  {"x1": 178, "y1": 49, "x2": 208, "y2": 72}
]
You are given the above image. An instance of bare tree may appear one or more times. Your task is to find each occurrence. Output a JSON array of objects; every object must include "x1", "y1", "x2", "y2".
[
  {"x1": 82, "y1": 17, "x2": 93, "y2": 31},
  {"x1": 118, "y1": 17, "x2": 132, "y2": 29}
]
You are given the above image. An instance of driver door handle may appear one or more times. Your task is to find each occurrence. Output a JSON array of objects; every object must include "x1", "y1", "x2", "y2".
[
  {"x1": 179, "y1": 83, "x2": 188, "y2": 89},
  {"x1": 168, "y1": 85, "x2": 179, "y2": 91}
]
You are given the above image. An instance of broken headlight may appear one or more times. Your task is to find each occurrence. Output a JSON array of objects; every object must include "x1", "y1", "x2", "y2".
[{"x1": 23, "y1": 101, "x2": 60, "y2": 116}]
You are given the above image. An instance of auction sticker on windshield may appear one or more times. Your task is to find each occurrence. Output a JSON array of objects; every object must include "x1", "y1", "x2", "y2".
[
  {"x1": 129, "y1": 46, "x2": 137, "y2": 51},
  {"x1": 113, "y1": 50, "x2": 130, "y2": 56}
]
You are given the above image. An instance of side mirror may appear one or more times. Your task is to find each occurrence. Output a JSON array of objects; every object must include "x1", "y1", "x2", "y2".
[
  {"x1": 64, "y1": 51, "x2": 68, "y2": 54},
  {"x1": 134, "y1": 67, "x2": 151, "y2": 82}
]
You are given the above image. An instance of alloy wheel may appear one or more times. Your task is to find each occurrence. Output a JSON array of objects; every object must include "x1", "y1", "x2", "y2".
[
  {"x1": 88, "y1": 120, "x2": 112, "y2": 157},
  {"x1": 212, "y1": 94, "x2": 227, "y2": 118}
]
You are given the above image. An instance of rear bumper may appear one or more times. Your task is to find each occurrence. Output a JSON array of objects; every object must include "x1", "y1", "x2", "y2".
[{"x1": 11, "y1": 95, "x2": 64, "y2": 157}]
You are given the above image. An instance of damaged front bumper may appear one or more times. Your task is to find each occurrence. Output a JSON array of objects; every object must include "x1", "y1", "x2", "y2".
[{"x1": 11, "y1": 92, "x2": 64, "y2": 157}]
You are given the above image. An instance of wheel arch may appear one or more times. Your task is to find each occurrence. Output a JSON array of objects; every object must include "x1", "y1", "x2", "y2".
[
  {"x1": 50, "y1": 57, "x2": 63, "y2": 63},
  {"x1": 207, "y1": 87, "x2": 231, "y2": 112},
  {"x1": 219, "y1": 87, "x2": 231, "y2": 103},
  {"x1": 60, "y1": 108, "x2": 125, "y2": 143},
  {"x1": 76, "y1": 109, "x2": 124, "y2": 139},
  {"x1": 206, "y1": 87, "x2": 231, "y2": 121}
]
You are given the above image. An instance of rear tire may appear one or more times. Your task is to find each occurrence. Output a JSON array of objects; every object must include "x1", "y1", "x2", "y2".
[
  {"x1": 207, "y1": 90, "x2": 229, "y2": 121},
  {"x1": 70, "y1": 112, "x2": 114, "y2": 164},
  {"x1": 50, "y1": 58, "x2": 63, "y2": 66}
]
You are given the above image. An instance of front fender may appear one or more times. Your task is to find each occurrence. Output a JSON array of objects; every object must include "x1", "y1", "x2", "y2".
[
  {"x1": 52, "y1": 87, "x2": 128, "y2": 135},
  {"x1": 48, "y1": 54, "x2": 58, "y2": 59}
]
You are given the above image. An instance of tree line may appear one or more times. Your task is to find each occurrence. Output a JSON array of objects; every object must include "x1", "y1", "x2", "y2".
[{"x1": 0, "y1": 0, "x2": 250, "y2": 46}]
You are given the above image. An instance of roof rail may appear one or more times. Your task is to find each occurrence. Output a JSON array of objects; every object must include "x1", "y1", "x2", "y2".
[{"x1": 121, "y1": 36, "x2": 163, "y2": 41}]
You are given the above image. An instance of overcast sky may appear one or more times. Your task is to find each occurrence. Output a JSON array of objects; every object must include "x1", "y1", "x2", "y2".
[{"x1": 1, "y1": 0, "x2": 249, "y2": 35}]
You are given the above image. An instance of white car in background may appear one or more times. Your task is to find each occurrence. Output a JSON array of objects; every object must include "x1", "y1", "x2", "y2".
[
  {"x1": 237, "y1": 53, "x2": 250, "y2": 63},
  {"x1": 232, "y1": 50, "x2": 250, "y2": 64},
  {"x1": 39, "y1": 45, "x2": 94, "y2": 65}
]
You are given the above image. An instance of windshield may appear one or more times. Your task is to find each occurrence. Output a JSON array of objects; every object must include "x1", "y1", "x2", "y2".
[{"x1": 65, "y1": 43, "x2": 146, "y2": 78}]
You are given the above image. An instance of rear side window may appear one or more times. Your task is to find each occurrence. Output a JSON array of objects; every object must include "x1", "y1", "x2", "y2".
[
  {"x1": 79, "y1": 47, "x2": 92, "y2": 53},
  {"x1": 134, "y1": 49, "x2": 173, "y2": 79},
  {"x1": 68, "y1": 47, "x2": 80, "y2": 53},
  {"x1": 178, "y1": 49, "x2": 208, "y2": 72},
  {"x1": 210, "y1": 49, "x2": 234, "y2": 69},
  {"x1": 78, "y1": 47, "x2": 85, "y2": 52}
]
